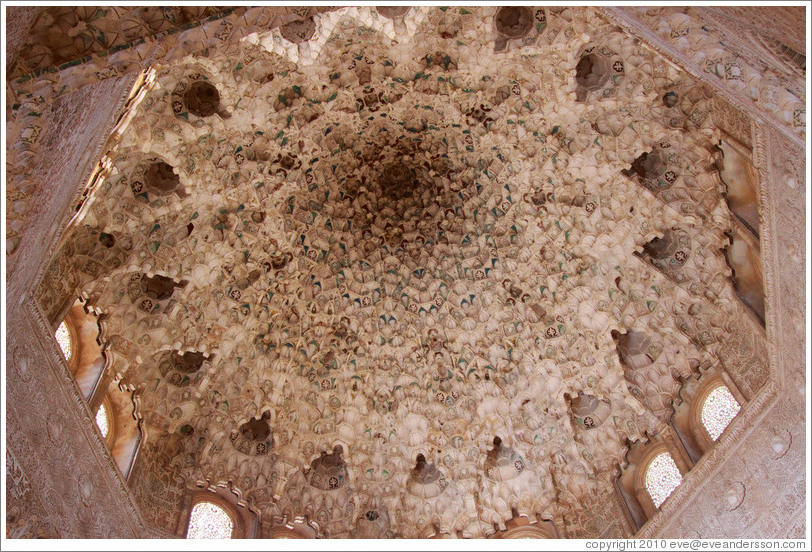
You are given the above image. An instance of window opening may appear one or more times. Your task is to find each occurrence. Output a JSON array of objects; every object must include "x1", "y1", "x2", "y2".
[
  {"x1": 644, "y1": 451, "x2": 682, "y2": 508},
  {"x1": 55, "y1": 321, "x2": 72, "y2": 361},
  {"x1": 700, "y1": 385, "x2": 741, "y2": 441},
  {"x1": 96, "y1": 404, "x2": 109, "y2": 439},
  {"x1": 187, "y1": 501, "x2": 234, "y2": 539}
]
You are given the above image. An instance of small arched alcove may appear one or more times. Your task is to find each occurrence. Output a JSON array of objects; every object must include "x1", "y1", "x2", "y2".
[
  {"x1": 723, "y1": 229, "x2": 765, "y2": 325},
  {"x1": 54, "y1": 298, "x2": 107, "y2": 401},
  {"x1": 575, "y1": 53, "x2": 610, "y2": 102},
  {"x1": 158, "y1": 349, "x2": 213, "y2": 389},
  {"x1": 716, "y1": 139, "x2": 761, "y2": 238},
  {"x1": 230, "y1": 410, "x2": 274, "y2": 457},
  {"x1": 612, "y1": 329, "x2": 660, "y2": 370},
  {"x1": 101, "y1": 376, "x2": 143, "y2": 480}
]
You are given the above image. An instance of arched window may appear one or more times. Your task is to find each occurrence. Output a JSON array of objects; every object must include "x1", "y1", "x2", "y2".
[
  {"x1": 55, "y1": 321, "x2": 73, "y2": 361},
  {"x1": 95, "y1": 403, "x2": 110, "y2": 439},
  {"x1": 187, "y1": 501, "x2": 234, "y2": 539},
  {"x1": 700, "y1": 384, "x2": 741, "y2": 441},
  {"x1": 618, "y1": 436, "x2": 691, "y2": 529},
  {"x1": 671, "y1": 369, "x2": 747, "y2": 462},
  {"x1": 183, "y1": 487, "x2": 258, "y2": 538},
  {"x1": 644, "y1": 451, "x2": 683, "y2": 508}
]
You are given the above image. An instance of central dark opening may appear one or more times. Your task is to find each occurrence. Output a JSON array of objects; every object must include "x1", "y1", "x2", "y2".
[
  {"x1": 495, "y1": 7, "x2": 533, "y2": 38},
  {"x1": 144, "y1": 161, "x2": 180, "y2": 194},
  {"x1": 184, "y1": 81, "x2": 221, "y2": 117}
]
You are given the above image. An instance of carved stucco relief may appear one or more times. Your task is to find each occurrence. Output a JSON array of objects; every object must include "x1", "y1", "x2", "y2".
[
  {"x1": 602, "y1": 7, "x2": 805, "y2": 148},
  {"x1": 6, "y1": 447, "x2": 58, "y2": 539},
  {"x1": 5, "y1": 302, "x2": 147, "y2": 538},
  {"x1": 7, "y1": 72, "x2": 139, "y2": 299},
  {"x1": 636, "y1": 110, "x2": 806, "y2": 543},
  {"x1": 4, "y1": 5, "x2": 806, "y2": 540}
]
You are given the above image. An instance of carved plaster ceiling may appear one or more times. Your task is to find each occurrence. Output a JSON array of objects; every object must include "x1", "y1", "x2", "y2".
[
  {"x1": 8, "y1": 6, "x2": 233, "y2": 78},
  {"x1": 37, "y1": 6, "x2": 769, "y2": 538}
]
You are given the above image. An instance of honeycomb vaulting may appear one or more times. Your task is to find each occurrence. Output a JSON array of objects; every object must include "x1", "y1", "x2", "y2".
[{"x1": 35, "y1": 6, "x2": 771, "y2": 538}]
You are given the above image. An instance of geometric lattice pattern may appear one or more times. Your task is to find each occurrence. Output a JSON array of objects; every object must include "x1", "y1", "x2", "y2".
[
  {"x1": 644, "y1": 451, "x2": 682, "y2": 508},
  {"x1": 186, "y1": 502, "x2": 233, "y2": 539},
  {"x1": 95, "y1": 404, "x2": 109, "y2": 439},
  {"x1": 700, "y1": 385, "x2": 741, "y2": 441},
  {"x1": 55, "y1": 321, "x2": 72, "y2": 361}
]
